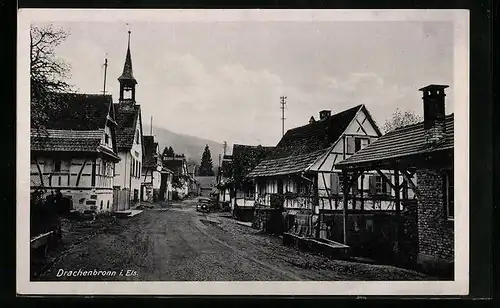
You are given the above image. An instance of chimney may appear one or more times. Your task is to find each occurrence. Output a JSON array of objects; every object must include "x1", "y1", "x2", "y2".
[
  {"x1": 319, "y1": 110, "x2": 331, "y2": 120},
  {"x1": 418, "y1": 84, "x2": 448, "y2": 145},
  {"x1": 309, "y1": 116, "x2": 316, "y2": 124}
]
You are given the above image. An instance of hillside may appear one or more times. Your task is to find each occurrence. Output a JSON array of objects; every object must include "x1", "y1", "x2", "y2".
[{"x1": 150, "y1": 125, "x2": 224, "y2": 166}]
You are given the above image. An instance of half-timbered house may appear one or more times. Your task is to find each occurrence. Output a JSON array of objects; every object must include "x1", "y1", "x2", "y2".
[
  {"x1": 141, "y1": 135, "x2": 162, "y2": 202},
  {"x1": 162, "y1": 155, "x2": 190, "y2": 200},
  {"x1": 30, "y1": 93, "x2": 120, "y2": 213},
  {"x1": 336, "y1": 85, "x2": 454, "y2": 275},
  {"x1": 247, "y1": 105, "x2": 412, "y2": 238}
]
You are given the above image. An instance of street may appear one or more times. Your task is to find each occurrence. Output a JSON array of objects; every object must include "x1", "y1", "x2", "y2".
[{"x1": 37, "y1": 199, "x2": 432, "y2": 281}]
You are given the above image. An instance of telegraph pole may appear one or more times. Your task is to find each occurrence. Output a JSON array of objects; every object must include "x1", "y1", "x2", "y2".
[
  {"x1": 102, "y1": 56, "x2": 108, "y2": 95},
  {"x1": 150, "y1": 116, "x2": 153, "y2": 135},
  {"x1": 280, "y1": 96, "x2": 287, "y2": 137}
]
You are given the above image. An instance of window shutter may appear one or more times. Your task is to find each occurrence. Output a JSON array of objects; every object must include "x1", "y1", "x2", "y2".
[
  {"x1": 385, "y1": 173, "x2": 392, "y2": 195},
  {"x1": 346, "y1": 137, "x2": 355, "y2": 154},
  {"x1": 330, "y1": 173, "x2": 339, "y2": 195},
  {"x1": 368, "y1": 175, "x2": 376, "y2": 195}
]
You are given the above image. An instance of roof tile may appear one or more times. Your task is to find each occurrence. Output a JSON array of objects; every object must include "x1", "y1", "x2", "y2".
[{"x1": 336, "y1": 114, "x2": 454, "y2": 167}]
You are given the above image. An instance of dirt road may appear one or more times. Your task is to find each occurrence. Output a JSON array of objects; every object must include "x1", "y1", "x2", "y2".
[{"x1": 38, "y1": 199, "x2": 432, "y2": 281}]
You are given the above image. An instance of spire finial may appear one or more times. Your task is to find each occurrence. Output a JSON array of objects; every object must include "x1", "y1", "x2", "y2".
[{"x1": 127, "y1": 30, "x2": 131, "y2": 49}]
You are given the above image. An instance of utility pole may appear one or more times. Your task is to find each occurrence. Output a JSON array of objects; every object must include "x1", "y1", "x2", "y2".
[
  {"x1": 280, "y1": 96, "x2": 287, "y2": 137},
  {"x1": 150, "y1": 116, "x2": 153, "y2": 135},
  {"x1": 102, "y1": 56, "x2": 108, "y2": 95},
  {"x1": 223, "y1": 141, "x2": 227, "y2": 156}
]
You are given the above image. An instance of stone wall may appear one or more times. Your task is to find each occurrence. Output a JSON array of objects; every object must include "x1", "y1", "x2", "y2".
[{"x1": 416, "y1": 169, "x2": 454, "y2": 273}]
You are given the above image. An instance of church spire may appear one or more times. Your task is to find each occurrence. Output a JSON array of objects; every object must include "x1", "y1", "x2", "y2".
[
  {"x1": 118, "y1": 30, "x2": 137, "y2": 84},
  {"x1": 118, "y1": 30, "x2": 137, "y2": 102}
]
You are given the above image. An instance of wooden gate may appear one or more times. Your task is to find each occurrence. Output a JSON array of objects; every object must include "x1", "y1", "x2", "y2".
[{"x1": 113, "y1": 189, "x2": 130, "y2": 211}]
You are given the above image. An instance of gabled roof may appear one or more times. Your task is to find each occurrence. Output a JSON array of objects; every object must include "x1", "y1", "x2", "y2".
[
  {"x1": 162, "y1": 158, "x2": 185, "y2": 175},
  {"x1": 247, "y1": 105, "x2": 363, "y2": 178},
  {"x1": 31, "y1": 129, "x2": 120, "y2": 161},
  {"x1": 336, "y1": 114, "x2": 454, "y2": 169},
  {"x1": 114, "y1": 103, "x2": 141, "y2": 151},
  {"x1": 34, "y1": 93, "x2": 114, "y2": 131}
]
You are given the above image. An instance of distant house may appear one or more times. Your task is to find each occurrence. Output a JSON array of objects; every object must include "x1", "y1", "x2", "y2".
[
  {"x1": 336, "y1": 85, "x2": 454, "y2": 274},
  {"x1": 158, "y1": 167, "x2": 174, "y2": 202},
  {"x1": 30, "y1": 93, "x2": 120, "y2": 213},
  {"x1": 141, "y1": 135, "x2": 162, "y2": 202},
  {"x1": 247, "y1": 105, "x2": 409, "y2": 237},
  {"x1": 216, "y1": 154, "x2": 233, "y2": 205},
  {"x1": 195, "y1": 175, "x2": 217, "y2": 197},
  {"x1": 217, "y1": 144, "x2": 274, "y2": 221},
  {"x1": 113, "y1": 32, "x2": 144, "y2": 209},
  {"x1": 163, "y1": 155, "x2": 190, "y2": 200}
]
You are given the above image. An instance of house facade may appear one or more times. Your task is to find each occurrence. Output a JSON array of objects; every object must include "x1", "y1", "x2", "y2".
[
  {"x1": 158, "y1": 167, "x2": 174, "y2": 202},
  {"x1": 141, "y1": 135, "x2": 162, "y2": 202},
  {"x1": 195, "y1": 175, "x2": 217, "y2": 197},
  {"x1": 30, "y1": 93, "x2": 121, "y2": 213},
  {"x1": 336, "y1": 85, "x2": 454, "y2": 275},
  {"x1": 247, "y1": 105, "x2": 413, "y2": 238},
  {"x1": 113, "y1": 32, "x2": 144, "y2": 209},
  {"x1": 216, "y1": 154, "x2": 233, "y2": 205},
  {"x1": 163, "y1": 155, "x2": 190, "y2": 200}
]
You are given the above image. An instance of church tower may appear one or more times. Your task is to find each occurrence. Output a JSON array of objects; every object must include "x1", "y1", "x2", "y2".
[{"x1": 118, "y1": 30, "x2": 138, "y2": 103}]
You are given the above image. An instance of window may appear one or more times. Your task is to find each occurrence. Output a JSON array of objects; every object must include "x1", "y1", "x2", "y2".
[
  {"x1": 330, "y1": 173, "x2": 339, "y2": 195},
  {"x1": 135, "y1": 130, "x2": 140, "y2": 144},
  {"x1": 361, "y1": 139, "x2": 370, "y2": 149},
  {"x1": 445, "y1": 170, "x2": 454, "y2": 219},
  {"x1": 355, "y1": 138, "x2": 362, "y2": 152},
  {"x1": 246, "y1": 186, "x2": 255, "y2": 199},
  {"x1": 375, "y1": 175, "x2": 388, "y2": 195},
  {"x1": 105, "y1": 133, "x2": 109, "y2": 144},
  {"x1": 54, "y1": 159, "x2": 61, "y2": 172}
]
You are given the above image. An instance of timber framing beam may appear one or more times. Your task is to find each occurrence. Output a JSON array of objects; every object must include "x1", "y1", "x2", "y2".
[{"x1": 401, "y1": 169, "x2": 421, "y2": 199}]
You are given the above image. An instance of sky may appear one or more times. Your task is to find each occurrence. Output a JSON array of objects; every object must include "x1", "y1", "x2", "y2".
[{"x1": 45, "y1": 14, "x2": 456, "y2": 148}]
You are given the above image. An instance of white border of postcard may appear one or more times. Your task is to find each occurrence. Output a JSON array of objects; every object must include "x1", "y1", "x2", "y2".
[{"x1": 17, "y1": 9, "x2": 470, "y2": 296}]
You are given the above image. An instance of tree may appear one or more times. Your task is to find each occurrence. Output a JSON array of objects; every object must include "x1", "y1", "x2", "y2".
[
  {"x1": 382, "y1": 108, "x2": 423, "y2": 133},
  {"x1": 198, "y1": 145, "x2": 214, "y2": 176},
  {"x1": 162, "y1": 145, "x2": 175, "y2": 157},
  {"x1": 232, "y1": 145, "x2": 273, "y2": 188},
  {"x1": 31, "y1": 24, "x2": 73, "y2": 134}
]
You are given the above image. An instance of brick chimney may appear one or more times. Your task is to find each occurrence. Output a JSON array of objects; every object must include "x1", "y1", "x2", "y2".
[
  {"x1": 418, "y1": 84, "x2": 448, "y2": 145},
  {"x1": 319, "y1": 110, "x2": 331, "y2": 120}
]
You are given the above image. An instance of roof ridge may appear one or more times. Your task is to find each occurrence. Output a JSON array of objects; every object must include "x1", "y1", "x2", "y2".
[{"x1": 285, "y1": 104, "x2": 363, "y2": 133}]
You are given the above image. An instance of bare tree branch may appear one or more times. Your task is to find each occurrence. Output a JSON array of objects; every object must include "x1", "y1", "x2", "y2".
[{"x1": 30, "y1": 24, "x2": 73, "y2": 134}]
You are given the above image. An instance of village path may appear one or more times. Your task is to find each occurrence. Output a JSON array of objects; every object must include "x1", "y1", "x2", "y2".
[{"x1": 38, "y1": 199, "x2": 432, "y2": 281}]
